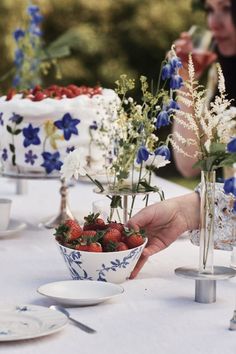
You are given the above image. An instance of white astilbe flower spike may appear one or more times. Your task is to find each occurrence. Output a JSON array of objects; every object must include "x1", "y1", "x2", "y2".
[
  {"x1": 60, "y1": 148, "x2": 88, "y2": 181},
  {"x1": 216, "y1": 63, "x2": 225, "y2": 95}
]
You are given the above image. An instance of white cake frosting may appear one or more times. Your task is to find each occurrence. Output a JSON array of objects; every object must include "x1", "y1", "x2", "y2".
[{"x1": 0, "y1": 87, "x2": 119, "y2": 176}]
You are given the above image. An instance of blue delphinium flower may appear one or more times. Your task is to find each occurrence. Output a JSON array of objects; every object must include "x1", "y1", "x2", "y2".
[
  {"x1": 161, "y1": 63, "x2": 174, "y2": 80},
  {"x1": 0, "y1": 113, "x2": 3, "y2": 126},
  {"x1": 227, "y1": 137, "x2": 236, "y2": 153},
  {"x1": 170, "y1": 74, "x2": 183, "y2": 90},
  {"x1": 2, "y1": 148, "x2": 8, "y2": 161},
  {"x1": 155, "y1": 110, "x2": 170, "y2": 129},
  {"x1": 54, "y1": 113, "x2": 80, "y2": 140},
  {"x1": 169, "y1": 56, "x2": 182, "y2": 70},
  {"x1": 22, "y1": 124, "x2": 41, "y2": 147},
  {"x1": 14, "y1": 49, "x2": 24, "y2": 67},
  {"x1": 154, "y1": 145, "x2": 171, "y2": 160},
  {"x1": 28, "y1": 5, "x2": 43, "y2": 36},
  {"x1": 167, "y1": 99, "x2": 180, "y2": 111},
  {"x1": 25, "y1": 150, "x2": 38, "y2": 165},
  {"x1": 41, "y1": 152, "x2": 63, "y2": 174},
  {"x1": 13, "y1": 29, "x2": 25, "y2": 42},
  {"x1": 136, "y1": 146, "x2": 150, "y2": 164},
  {"x1": 161, "y1": 51, "x2": 183, "y2": 91}
]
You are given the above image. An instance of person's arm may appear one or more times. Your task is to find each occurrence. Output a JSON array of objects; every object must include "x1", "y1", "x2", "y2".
[{"x1": 127, "y1": 192, "x2": 200, "y2": 278}]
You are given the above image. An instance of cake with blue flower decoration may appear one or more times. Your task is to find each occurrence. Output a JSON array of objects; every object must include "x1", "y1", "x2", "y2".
[{"x1": 0, "y1": 85, "x2": 119, "y2": 176}]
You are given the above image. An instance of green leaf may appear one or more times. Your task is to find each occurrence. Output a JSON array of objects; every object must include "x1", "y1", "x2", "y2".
[
  {"x1": 209, "y1": 142, "x2": 226, "y2": 154},
  {"x1": 12, "y1": 154, "x2": 16, "y2": 166},
  {"x1": 14, "y1": 129, "x2": 22, "y2": 135},
  {"x1": 9, "y1": 144, "x2": 15, "y2": 153},
  {"x1": 110, "y1": 195, "x2": 122, "y2": 209},
  {"x1": 6, "y1": 125, "x2": 13, "y2": 134},
  {"x1": 93, "y1": 179, "x2": 104, "y2": 193}
]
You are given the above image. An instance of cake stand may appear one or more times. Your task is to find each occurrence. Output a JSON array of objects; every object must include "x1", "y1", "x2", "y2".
[{"x1": 0, "y1": 171, "x2": 74, "y2": 229}]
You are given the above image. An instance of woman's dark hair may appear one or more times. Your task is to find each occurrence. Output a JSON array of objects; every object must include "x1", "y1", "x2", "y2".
[{"x1": 193, "y1": 0, "x2": 236, "y2": 27}]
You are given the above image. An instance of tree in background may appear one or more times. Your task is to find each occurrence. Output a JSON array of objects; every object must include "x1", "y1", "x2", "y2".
[{"x1": 0, "y1": 0, "x2": 204, "y2": 92}]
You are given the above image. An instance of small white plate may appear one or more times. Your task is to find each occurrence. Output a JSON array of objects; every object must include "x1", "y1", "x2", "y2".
[
  {"x1": 0, "y1": 304, "x2": 68, "y2": 341},
  {"x1": 37, "y1": 280, "x2": 124, "y2": 306},
  {"x1": 0, "y1": 219, "x2": 26, "y2": 238}
]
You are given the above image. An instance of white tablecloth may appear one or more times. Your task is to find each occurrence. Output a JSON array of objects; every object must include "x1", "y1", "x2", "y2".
[{"x1": 0, "y1": 175, "x2": 235, "y2": 354}]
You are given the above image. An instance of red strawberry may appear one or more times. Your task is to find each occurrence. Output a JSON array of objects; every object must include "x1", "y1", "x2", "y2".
[
  {"x1": 115, "y1": 241, "x2": 129, "y2": 251},
  {"x1": 103, "y1": 228, "x2": 122, "y2": 245},
  {"x1": 75, "y1": 244, "x2": 89, "y2": 251},
  {"x1": 6, "y1": 88, "x2": 16, "y2": 101},
  {"x1": 83, "y1": 213, "x2": 106, "y2": 231},
  {"x1": 125, "y1": 232, "x2": 144, "y2": 249},
  {"x1": 106, "y1": 221, "x2": 124, "y2": 233},
  {"x1": 87, "y1": 242, "x2": 103, "y2": 252},
  {"x1": 33, "y1": 92, "x2": 45, "y2": 101},
  {"x1": 54, "y1": 219, "x2": 82, "y2": 243}
]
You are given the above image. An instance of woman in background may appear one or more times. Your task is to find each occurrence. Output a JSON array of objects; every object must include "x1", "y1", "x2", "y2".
[{"x1": 173, "y1": 0, "x2": 236, "y2": 178}]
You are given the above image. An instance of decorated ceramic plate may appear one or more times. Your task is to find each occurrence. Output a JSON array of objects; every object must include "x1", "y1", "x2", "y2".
[
  {"x1": 37, "y1": 280, "x2": 124, "y2": 306},
  {"x1": 0, "y1": 304, "x2": 68, "y2": 341},
  {"x1": 0, "y1": 219, "x2": 26, "y2": 238}
]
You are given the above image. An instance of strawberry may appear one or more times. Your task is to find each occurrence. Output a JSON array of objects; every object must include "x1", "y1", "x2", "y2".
[
  {"x1": 75, "y1": 244, "x2": 89, "y2": 251},
  {"x1": 83, "y1": 213, "x2": 106, "y2": 231},
  {"x1": 54, "y1": 219, "x2": 82, "y2": 243},
  {"x1": 103, "y1": 228, "x2": 122, "y2": 245},
  {"x1": 115, "y1": 241, "x2": 129, "y2": 251},
  {"x1": 33, "y1": 92, "x2": 45, "y2": 101},
  {"x1": 6, "y1": 88, "x2": 16, "y2": 101},
  {"x1": 106, "y1": 221, "x2": 124, "y2": 233},
  {"x1": 87, "y1": 242, "x2": 103, "y2": 252},
  {"x1": 125, "y1": 231, "x2": 144, "y2": 249}
]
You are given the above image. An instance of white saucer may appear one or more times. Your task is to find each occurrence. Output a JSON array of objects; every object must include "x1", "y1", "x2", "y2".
[
  {"x1": 37, "y1": 280, "x2": 124, "y2": 306},
  {"x1": 0, "y1": 219, "x2": 26, "y2": 238},
  {"x1": 0, "y1": 304, "x2": 68, "y2": 341}
]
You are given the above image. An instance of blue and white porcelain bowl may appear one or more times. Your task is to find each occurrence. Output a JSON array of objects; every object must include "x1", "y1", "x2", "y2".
[{"x1": 56, "y1": 238, "x2": 147, "y2": 284}]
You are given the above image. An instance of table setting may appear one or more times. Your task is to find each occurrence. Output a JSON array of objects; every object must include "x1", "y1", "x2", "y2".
[
  {"x1": 0, "y1": 2, "x2": 236, "y2": 353},
  {"x1": 0, "y1": 174, "x2": 236, "y2": 354}
]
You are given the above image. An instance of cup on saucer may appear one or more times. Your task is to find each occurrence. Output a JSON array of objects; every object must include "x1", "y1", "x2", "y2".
[{"x1": 0, "y1": 198, "x2": 12, "y2": 230}]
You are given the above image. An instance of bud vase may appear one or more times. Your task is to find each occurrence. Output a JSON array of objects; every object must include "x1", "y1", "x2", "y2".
[{"x1": 199, "y1": 170, "x2": 216, "y2": 274}]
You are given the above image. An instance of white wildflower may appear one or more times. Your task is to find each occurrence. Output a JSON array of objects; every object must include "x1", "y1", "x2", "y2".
[{"x1": 60, "y1": 148, "x2": 88, "y2": 181}]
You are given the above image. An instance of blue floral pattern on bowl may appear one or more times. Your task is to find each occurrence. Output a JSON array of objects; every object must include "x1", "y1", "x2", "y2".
[{"x1": 57, "y1": 238, "x2": 147, "y2": 283}]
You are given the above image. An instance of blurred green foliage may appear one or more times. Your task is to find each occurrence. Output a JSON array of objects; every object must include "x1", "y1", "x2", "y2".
[
  {"x1": 0, "y1": 0, "x2": 204, "y2": 183},
  {"x1": 0, "y1": 0, "x2": 204, "y2": 93}
]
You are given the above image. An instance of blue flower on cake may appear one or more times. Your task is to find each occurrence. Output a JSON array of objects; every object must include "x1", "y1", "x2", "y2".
[
  {"x1": 41, "y1": 151, "x2": 63, "y2": 174},
  {"x1": 25, "y1": 150, "x2": 38, "y2": 165},
  {"x1": 22, "y1": 124, "x2": 40, "y2": 147},
  {"x1": 2, "y1": 148, "x2": 8, "y2": 161},
  {"x1": 0, "y1": 113, "x2": 3, "y2": 126},
  {"x1": 54, "y1": 113, "x2": 80, "y2": 141},
  {"x1": 9, "y1": 113, "x2": 23, "y2": 124}
]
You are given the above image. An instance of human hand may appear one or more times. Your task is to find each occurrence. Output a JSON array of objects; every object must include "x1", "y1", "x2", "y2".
[
  {"x1": 174, "y1": 31, "x2": 217, "y2": 79},
  {"x1": 127, "y1": 192, "x2": 200, "y2": 278}
]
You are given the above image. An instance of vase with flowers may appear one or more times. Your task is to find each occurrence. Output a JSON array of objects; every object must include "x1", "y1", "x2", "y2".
[
  {"x1": 170, "y1": 55, "x2": 236, "y2": 275},
  {"x1": 61, "y1": 47, "x2": 183, "y2": 222}
]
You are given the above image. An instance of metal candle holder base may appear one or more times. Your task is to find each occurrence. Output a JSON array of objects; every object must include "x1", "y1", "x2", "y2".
[
  {"x1": 175, "y1": 266, "x2": 236, "y2": 303},
  {"x1": 43, "y1": 178, "x2": 74, "y2": 229}
]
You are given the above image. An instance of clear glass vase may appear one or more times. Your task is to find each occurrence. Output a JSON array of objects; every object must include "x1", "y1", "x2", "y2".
[{"x1": 199, "y1": 170, "x2": 216, "y2": 274}]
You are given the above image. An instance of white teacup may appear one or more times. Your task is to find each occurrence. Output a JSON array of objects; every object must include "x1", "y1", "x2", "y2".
[{"x1": 0, "y1": 198, "x2": 12, "y2": 230}]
